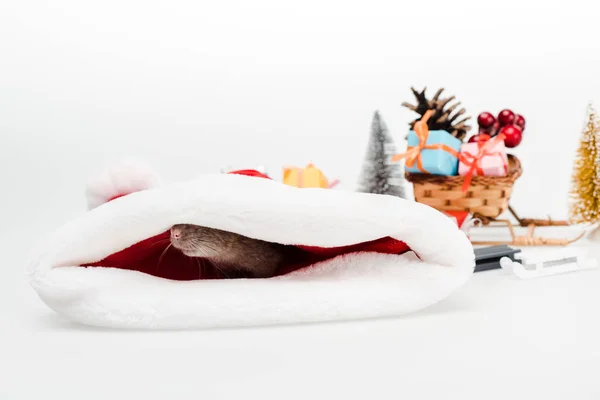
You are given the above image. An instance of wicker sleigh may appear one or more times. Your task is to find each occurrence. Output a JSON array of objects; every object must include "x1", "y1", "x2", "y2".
[{"x1": 405, "y1": 154, "x2": 523, "y2": 220}]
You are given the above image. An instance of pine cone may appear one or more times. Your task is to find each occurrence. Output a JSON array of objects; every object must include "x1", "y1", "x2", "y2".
[{"x1": 402, "y1": 87, "x2": 471, "y2": 141}]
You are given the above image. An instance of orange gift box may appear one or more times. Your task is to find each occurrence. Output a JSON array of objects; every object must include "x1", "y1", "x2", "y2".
[{"x1": 283, "y1": 164, "x2": 339, "y2": 189}]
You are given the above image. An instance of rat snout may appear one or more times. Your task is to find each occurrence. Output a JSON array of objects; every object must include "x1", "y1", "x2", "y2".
[
  {"x1": 171, "y1": 225, "x2": 183, "y2": 241},
  {"x1": 170, "y1": 224, "x2": 196, "y2": 255}
]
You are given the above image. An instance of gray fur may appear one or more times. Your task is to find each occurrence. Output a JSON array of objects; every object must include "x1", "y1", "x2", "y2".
[{"x1": 170, "y1": 224, "x2": 285, "y2": 278}]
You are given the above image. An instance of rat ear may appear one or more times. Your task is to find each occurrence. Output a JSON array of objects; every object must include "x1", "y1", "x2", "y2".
[{"x1": 85, "y1": 157, "x2": 162, "y2": 210}]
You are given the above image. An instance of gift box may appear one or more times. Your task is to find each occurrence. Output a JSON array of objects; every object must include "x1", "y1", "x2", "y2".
[
  {"x1": 404, "y1": 130, "x2": 462, "y2": 175},
  {"x1": 458, "y1": 139, "x2": 508, "y2": 178},
  {"x1": 283, "y1": 163, "x2": 338, "y2": 188}
]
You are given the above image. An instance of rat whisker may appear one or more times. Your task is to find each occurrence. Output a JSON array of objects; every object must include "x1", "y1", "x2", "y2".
[
  {"x1": 189, "y1": 239, "x2": 223, "y2": 256},
  {"x1": 148, "y1": 239, "x2": 171, "y2": 250},
  {"x1": 157, "y1": 243, "x2": 173, "y2": 271},
  {"x1": 213, "y1": 261, "x2": 231, "y2": 279},
  {"x1": 188, "y1": 244, "x2": 211, "y2": 258},
  {"x1": 152, "y1": 238, "x2": 171, "y2": 243},
  {"x1": 195, "y1": 258, "x2": 202, "y2": 279},
  {"x1": 194, "y1": 240, "x2": 220, "y2": 253}
]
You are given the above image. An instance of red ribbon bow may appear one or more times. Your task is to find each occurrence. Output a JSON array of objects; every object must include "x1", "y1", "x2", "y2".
[{"x1": 458, "y1": 134, "x2": 508, "y2": 192}]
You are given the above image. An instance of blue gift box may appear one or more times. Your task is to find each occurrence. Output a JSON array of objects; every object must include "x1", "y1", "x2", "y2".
[{"x1": 405, "y1": 130, "x2": 461, "y2": 175}]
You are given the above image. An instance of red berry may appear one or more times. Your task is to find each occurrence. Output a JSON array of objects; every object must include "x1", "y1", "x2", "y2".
[
  {"x1": 499, "y1": 125, "x2": 523, "y2": 148},
  {"x1": 514, "y1": 114, "x2": 525, "y2": 130},
  {"x1": 479, "y1": 126, "x2": 492, "y2": 135},
  {"x1": 498, "y1": 109, "x2": 515, "y2": 126},
  {"x1": 490, "y1": 121, "x2": 500, "y2": 136},
  {"x1": 477, "y1": 112, "x2": 496, "y2": 129},
  {"x1": 468, "y1": 133, "x2": 491, "y2": 143}
]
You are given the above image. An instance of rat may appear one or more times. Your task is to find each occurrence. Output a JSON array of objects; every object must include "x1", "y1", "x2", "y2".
[{"x1": 169, "y1": 224, "x2": 288, "y2": 278}]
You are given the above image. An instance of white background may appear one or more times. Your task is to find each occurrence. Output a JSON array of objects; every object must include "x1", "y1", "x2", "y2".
[{"x1": 2, "y1": 0, "x2": 600, "y2": 398}]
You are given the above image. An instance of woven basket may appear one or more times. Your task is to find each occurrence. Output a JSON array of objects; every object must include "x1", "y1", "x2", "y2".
[{"x1": 405, "y1": 154, "x2": 523, "y2": 219}]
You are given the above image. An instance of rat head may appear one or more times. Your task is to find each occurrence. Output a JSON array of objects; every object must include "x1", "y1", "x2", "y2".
[{"x1": 170, "y1": 224, "x2": 223, "y2": 258}]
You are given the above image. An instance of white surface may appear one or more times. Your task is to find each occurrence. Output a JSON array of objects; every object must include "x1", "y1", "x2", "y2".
[{"x1": 3, "y1": 223, "x2": 600, "y2": 398}]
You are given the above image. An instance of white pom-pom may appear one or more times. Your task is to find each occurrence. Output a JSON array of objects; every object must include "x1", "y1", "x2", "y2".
[{"x1": 85, "y1": 158, "x2": 162, "y2": 210}]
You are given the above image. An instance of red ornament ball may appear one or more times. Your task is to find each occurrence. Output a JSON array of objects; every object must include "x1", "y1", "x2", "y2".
[
  {"x1": 514, "y1": 114, "x2": 526, "y2": 130},
  {"x1": 500, "y1": 125, "x2": 523, "y2": 148},
  {"x1": 468, "y1": 133, "x2": 491, "y2": 143},
  {"x1": 477, "y1": 112, "x2": 496, "y2": 129},
  {"x1": 498, "y1": 109, "x2": 516, "y2": 126}
]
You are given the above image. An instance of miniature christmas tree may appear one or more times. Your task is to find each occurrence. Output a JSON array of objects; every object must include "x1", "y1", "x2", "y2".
[
  {"x1": 357, "y1": 111, "x2": 406, "y2": 198},
  {"x1": 568, "y1": 104, "x2": 600, "y2": 239}
]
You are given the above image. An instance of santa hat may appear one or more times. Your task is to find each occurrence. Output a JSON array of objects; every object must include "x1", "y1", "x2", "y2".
[{"x1": 27, "y1": 161, "x2": 475, "y2": 330}]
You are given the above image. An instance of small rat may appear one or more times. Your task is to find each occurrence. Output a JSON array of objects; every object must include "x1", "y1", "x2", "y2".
[{"x1": 169, "y1": 224, "x2": 287, "y2": 278}]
